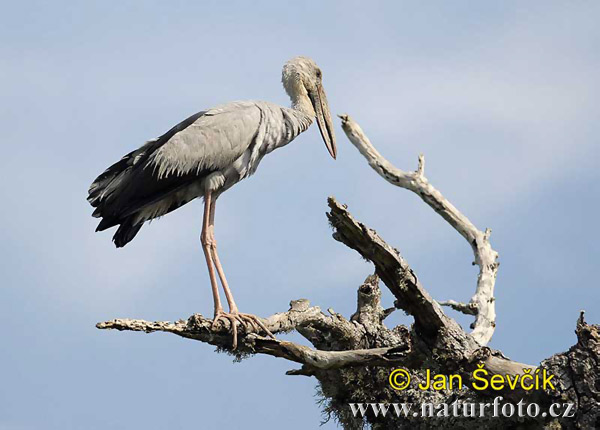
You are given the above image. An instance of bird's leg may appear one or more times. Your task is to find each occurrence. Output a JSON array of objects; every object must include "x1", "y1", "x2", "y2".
[
  {"x1": 201, "y1": 191, "x2": 232, "y2": 331},
  {"x1": 207, "y1": 197, "x2": 238, "y2": 314},
  {"x1": 202, "y1": 192, "x2": 244, "y2": 349},
  {"x1": 207, "y1": 197, "x2": 275, "y2": 345}
]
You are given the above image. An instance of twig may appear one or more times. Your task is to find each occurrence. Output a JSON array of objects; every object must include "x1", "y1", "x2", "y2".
[{"x1": 438, "y1": 300, "x2": 478, "y2": 316}]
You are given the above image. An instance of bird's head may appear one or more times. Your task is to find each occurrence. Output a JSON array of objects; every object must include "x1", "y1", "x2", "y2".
[{"x1": 282, "y1": 56, "x2": 337, "y2": 159}]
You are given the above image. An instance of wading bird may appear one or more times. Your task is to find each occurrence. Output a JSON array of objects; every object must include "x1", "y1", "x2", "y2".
[{"x1": 88, "y1": 56, "x2": 337, "y2": 348}]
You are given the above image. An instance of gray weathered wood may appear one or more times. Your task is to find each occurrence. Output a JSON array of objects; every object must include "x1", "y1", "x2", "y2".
[{"x1": 338, "y1": 114, "x2": 499, "y2": 346}]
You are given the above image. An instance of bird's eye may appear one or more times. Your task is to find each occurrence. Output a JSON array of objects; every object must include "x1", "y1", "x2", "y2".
[{"x1": 316, "y1": 70, "x2": 322, "y2": 79}]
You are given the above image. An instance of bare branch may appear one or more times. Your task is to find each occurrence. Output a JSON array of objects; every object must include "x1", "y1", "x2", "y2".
[
  {"x1": 97, "y1": 225, "x2": 540, "y2": 407},
  {"x1": 326, "y1": 198, "x2": 476, "y2": 352},
  {"x1": 251, "y1": 337, "x2": 411, "y2": 370},
  {"x1": 92, "y1": 185, "x2": 595, "y2": 428},
  {"x1": 438, "y1": 299, "x2": 478, "y2": 316},
  {"x1": 95, "y1": 309, "x2": 532, "y2": 380},
  {"x1": 96, "y1": 300, "x2": 362, "y2": 347},
  {"x1": 96, "y1": 312, "x2": 412, "y2": 371},
  {"x1": 338, "y1": 114, "x2": 499, "y2": 346}
]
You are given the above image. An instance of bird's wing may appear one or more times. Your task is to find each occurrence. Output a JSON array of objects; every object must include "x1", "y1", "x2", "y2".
[
  {"x1": 89, "y1": 101, "x2": 263, "y2": 221},
  {"x1": 148, "y1": 101, "x2": 263, "y2": 179}
]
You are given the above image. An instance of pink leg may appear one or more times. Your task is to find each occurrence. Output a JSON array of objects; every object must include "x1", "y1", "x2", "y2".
[
  {"x1": 207, "y1": 197, "x2": 239, "y2": 313},
  {"x1": 206, "y1": 196, "x2": 275, "y2": 348},
  {"x1": 200, "y1": 190, "x2": 223, "y2": 317}
]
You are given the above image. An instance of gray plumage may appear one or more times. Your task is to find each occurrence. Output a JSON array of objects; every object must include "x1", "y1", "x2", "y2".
[{"x1": 88, "y1": 57, "x2": 336, "y2": 248}]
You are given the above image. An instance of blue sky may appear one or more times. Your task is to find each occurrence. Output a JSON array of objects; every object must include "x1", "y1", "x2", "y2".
[{"x1": 1, "y1": 1, "x2": 599, "y2": 429}]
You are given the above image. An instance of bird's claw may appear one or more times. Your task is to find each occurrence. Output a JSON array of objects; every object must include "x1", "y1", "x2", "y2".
[
  {"x1": 237, "y1": 313, "x2": 275, "y2": 339},
  {"x1": 212, "y1": 311, "x2": 276, "y2": 349}
]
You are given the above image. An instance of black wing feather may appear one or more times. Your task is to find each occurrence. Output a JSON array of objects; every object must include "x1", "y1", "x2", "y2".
[{"x1": 88, "y1": 110, "x2": 209, "y2": 246}]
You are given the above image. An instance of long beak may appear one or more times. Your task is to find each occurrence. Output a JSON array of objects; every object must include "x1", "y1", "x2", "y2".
[{"x1": 308, "y1": 83, "x2": 337, "y2": 159}]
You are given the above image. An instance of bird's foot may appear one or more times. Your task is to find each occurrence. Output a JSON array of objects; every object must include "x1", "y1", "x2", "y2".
[{"x1": 212, "y1": 310, "x2": 276, "y2": 349}]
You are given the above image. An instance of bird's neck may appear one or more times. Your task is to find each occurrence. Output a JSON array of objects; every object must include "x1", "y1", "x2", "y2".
[
  {"x1": 282, "y1": 104, "x2": 313, "y2": 138},
  {"x1": 290, "y1": 93, "x2": 315, "y2": 118}
]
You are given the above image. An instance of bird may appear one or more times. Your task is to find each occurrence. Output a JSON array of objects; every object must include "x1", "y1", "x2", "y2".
[{"x1": 88, "y1": 56, "x2": 337, "y2": 348}]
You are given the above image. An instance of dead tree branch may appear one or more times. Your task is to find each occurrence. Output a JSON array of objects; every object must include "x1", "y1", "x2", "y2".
[
  {"x1": 97, "y1": 200, "x2": 528, "y2": 381},
  {"x1": 96, "y1": 198, "x2": 598, "y2": 429},
  {"x1": 437, "y1": 299, "x2": 477, "y2": 316},
  {"x1": 338, "y1": 114, "x2": 499, "y2": 346},
  {"x1": 97, "y1": 291, "x2": 413, "y2": 372},
  {"x1": 326, "y1": 198, "x2": 474, "y2": 349}
]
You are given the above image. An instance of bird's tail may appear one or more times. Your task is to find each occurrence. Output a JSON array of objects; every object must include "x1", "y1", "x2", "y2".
[
  {"x1": 88, "y1": 147, "x2": 146, "y2": 248},
  {"x1": 112, "y1": 217, "x2": 143, "y2": 248}
]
